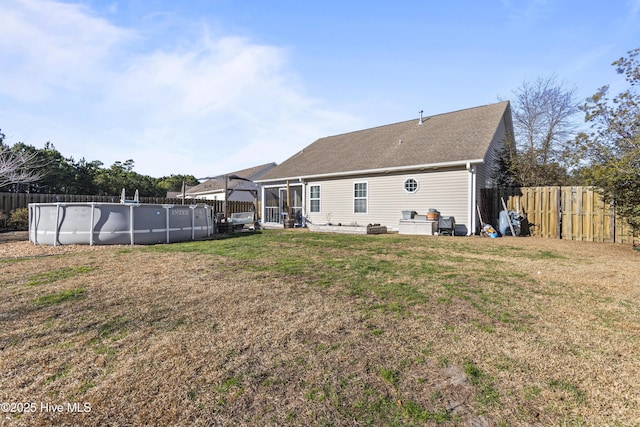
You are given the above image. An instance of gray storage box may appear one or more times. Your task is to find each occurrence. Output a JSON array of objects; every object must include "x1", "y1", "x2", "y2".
[{"x1": 401, "y1": 210, "x2": 418, "y2": 220}]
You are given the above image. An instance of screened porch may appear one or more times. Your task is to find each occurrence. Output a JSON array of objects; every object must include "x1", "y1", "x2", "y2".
[{"x1": 263, "y1": 184, "x2": 303, "y2": 226}]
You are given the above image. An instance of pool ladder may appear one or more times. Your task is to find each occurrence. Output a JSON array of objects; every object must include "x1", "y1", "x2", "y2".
[{"x1": 120, "y1": 189, "x2": 139, "y2": 204}]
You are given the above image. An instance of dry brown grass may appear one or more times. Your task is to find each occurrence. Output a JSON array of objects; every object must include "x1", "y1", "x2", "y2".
[{"x1": 1, "y1": 230, "x2": 639, "y2": 426}]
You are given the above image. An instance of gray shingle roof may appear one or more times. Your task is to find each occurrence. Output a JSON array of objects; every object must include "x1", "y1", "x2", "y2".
[
  {"x1": 258, "y1": 101, "x2": 511, "y2": 181},
  {"x1": 187, "y1": 162, "x2": 277, "y2": 195}
]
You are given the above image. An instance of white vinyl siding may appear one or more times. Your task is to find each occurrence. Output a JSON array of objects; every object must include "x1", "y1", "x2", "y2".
[
  {"x1": 305, "y1": 168, "x2": 469, "y2": 230},
  {"x1": 475, "y1": 114, "x2": 510, "y2": 231},
  {"x1": 477, "y1": 113, "x2": 509, "y2": 190}
]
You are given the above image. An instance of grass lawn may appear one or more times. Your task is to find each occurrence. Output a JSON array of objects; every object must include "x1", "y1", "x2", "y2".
[{"x1": 1, "y1": 230, "x2": 639, "y2": 426}]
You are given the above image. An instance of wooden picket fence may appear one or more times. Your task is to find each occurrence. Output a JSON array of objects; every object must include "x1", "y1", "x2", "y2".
[
  {"x1": 0, "y1": 192, "x2": 255, "y2": 227},
  {"x1": 2, "y1": 188, "x2": 637, "y2": 244},
  {"x1": 482, "y1": 187, "x2": 637, "y2": 245}
]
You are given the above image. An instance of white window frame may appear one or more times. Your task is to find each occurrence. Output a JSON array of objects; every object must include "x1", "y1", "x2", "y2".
[
  {"x1": 353, "y1": 181, "x2": 368, "y2": 214},
  {"x1": 404, "y1": 177, "x2": 419, "y2": 193},
  {"x1": 309, "y1": 185, "x2": 321, "y2": 213}
]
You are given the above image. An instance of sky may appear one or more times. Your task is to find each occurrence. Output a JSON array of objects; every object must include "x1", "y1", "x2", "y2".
[{"x1": 1, "y1": 0, "x2": 639, "y2": 179}]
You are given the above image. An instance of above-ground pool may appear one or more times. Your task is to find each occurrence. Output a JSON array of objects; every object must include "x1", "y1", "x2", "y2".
[{"x1": 29, "y1": 202, "x2": 213, "y2": 246}]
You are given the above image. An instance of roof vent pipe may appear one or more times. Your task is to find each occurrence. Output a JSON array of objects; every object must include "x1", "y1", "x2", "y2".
[{"x1": 418, "y1": 110, "x2": 424, "y2": 125}]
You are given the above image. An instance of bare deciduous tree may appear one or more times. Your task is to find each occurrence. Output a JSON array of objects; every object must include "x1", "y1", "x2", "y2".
[
  {"x1": 499, "y1": 76, "x2": 580, "y2": 186},
  {"x1": 0, "y1": 133, "x2": 44, "y2": 188}
]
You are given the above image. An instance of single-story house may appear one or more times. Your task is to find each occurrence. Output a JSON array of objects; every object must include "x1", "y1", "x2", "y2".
[
  {"x1": 255, "y1": 101, "x2": 514, "y2": 235},
  {"x1": 178, "y1": 162, "x2": 277, "y2": 202}
]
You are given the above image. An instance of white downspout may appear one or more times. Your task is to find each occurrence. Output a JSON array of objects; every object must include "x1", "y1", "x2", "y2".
[
  {"x1": 467, "y1": 162, "x2": 476, "y2": 236},
  {"x1": 299, "y1": 178, "x2": 306, "y2": 227},
  {"x1": 260, "y1": 185, "x2": 266, "y2": 225}
]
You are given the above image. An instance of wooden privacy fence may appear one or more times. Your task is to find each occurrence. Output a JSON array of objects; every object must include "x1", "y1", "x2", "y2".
[
  {"x1": 481, "y1": 187, "x2": 637, "y2": 245},
  {"x1": 0, "y1": 192, "x2": 255, "y2": 225}
]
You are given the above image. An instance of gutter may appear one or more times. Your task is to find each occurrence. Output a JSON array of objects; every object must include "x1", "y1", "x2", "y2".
[{"x1": 256, "y1": 158, "x2": 485, "y2": 184}]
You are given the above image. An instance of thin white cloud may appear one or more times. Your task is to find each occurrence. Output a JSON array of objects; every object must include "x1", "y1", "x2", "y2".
[
  {"x1": 0, "y1": 0, "x2": 133, "y2": 101},
  {"x1": 0, "y1": 0, "x2": 358, "y2": 177},
  {"x1": 499, "y1": 0, "x2": 552, "y2": 28},
  {"x1": 101, "y1": 33, "x2": 355, "y2": 177},
  {"x1": 112, "y1": 35, "x2": 292, "y2": 118},
  {"x1": 622, "y1": 0, "x2": 640, "y2": 39}
]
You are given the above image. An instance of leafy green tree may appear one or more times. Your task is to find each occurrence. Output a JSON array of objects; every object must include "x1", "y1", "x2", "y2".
[
  {"x1": 1, "y1": 131, "x2": 201, "y2": 197},
  {"x1": 134, "y1": 173, "x2": 162, "y2": 197},
  {"x1": 67, "y1": 158, "x2": 103, "y2": 194},
  {"x1": 94, "y1": 159, "x2": 167, "y2": 197},
  {"x1": 95, "y1": 160, "x2": 137, "y2": 196},
  {"x1": 578, "y1": 48, "x2": 640, "y2": 231},
  {"x1": 157, "y1": 174, "x2": 200, "y2": 194},
  {"x1": 27, "y1": 142, "x2": 76, "y2": 193}
]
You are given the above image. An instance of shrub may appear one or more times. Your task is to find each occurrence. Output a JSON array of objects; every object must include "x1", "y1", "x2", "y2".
[{"x1": 8, "y1": 208, "x2": 29, "y2": 230}]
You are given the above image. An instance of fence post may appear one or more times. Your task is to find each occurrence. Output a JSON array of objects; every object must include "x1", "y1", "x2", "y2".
[
  {"x1": 609, "y1": 200, "x2": 616, "y2": 243},
  {"x1": 555, "y1": 187, "x2": 561, "y2": 240}
]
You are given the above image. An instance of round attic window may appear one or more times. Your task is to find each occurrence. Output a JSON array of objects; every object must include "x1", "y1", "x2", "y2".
[{"x1": 404, "y1": 178, "x2": 419, "y2": 193}]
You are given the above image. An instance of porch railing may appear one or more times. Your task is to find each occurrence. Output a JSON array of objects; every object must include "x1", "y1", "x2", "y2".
[
  {"x1": 265, "y1": 206, "x2": 281, "y2": 223},
  {"x1": 264, "y1": 207, "x2": 303, "y2": 224}
]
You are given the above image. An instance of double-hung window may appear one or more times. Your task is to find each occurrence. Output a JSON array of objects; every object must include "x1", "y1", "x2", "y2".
[
  {"x1": 354, "y1": 182, "x2": 368, "y2": 213},
  {"x1": 309, "y1": 185, "x2": 321, "y2": 213}
]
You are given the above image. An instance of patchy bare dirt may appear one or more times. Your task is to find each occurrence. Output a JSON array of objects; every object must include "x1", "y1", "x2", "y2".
[
  {"x1": 0, "y1": 231, "x2": 119, "y2": 259},
  {"x1": 0, "y1": 230, "x2": 28, "y2": 243}
]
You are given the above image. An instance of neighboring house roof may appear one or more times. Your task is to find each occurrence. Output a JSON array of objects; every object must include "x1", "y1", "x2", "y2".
[
  {"x1": 258, "y1": 101, "x2": 511, "y2": 182},
  {"x1": 185, "y1": 162, "x2": 277, "y2": 197}
]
